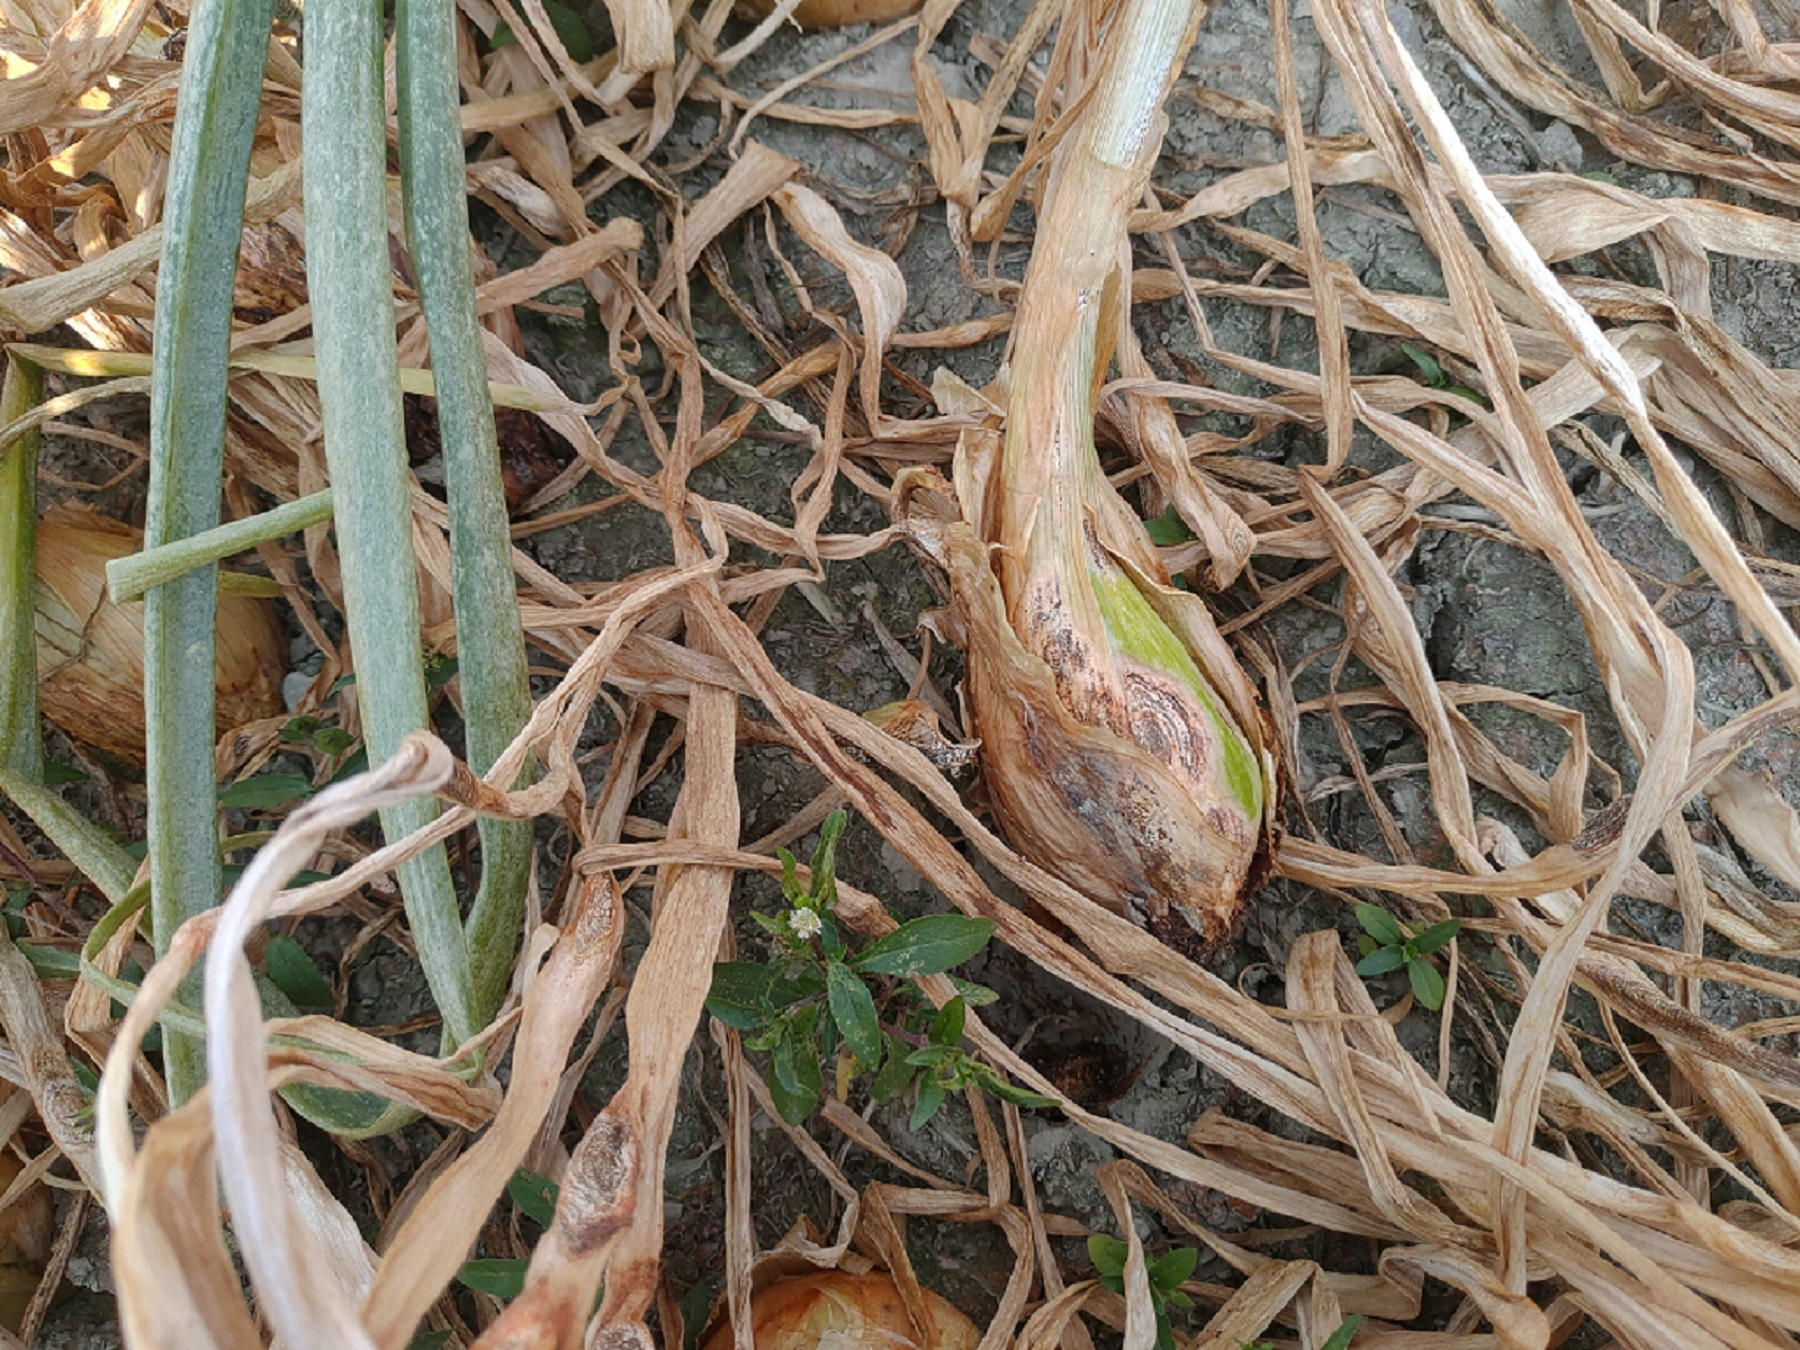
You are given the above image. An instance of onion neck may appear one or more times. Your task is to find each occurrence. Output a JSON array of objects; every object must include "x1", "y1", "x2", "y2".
[{"x1": 999, "y1": 0, "x2": 1203, "y2": 591}]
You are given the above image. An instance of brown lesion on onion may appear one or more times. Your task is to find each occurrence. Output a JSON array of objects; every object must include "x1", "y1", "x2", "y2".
[
  {"x1": 556, "y1": 1110, "x2": 638, "y2": 1256},
  {"x1": 1121, "y1": 667, "x2": 1215, "y2": 796},
  {"x1": 1016, "y1": 573, "x2": 1119, "y2": 734}
]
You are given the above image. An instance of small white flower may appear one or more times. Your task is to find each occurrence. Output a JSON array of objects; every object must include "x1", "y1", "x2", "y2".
[{"x1": 788, "y1": 907, "x2": 823, "y2": 940}]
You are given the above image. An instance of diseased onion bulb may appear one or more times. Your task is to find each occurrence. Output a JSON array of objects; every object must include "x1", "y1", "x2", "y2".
[
  {"x1": 700, "y1": 1270, "x2": 980, "y2": 1350},
  {"x1": 902, "y1": 454, "x2": 1276, "y2": 959},
  {"x1": 893, "y1": 0, "x2": 1275, "y2": 959},
  {"x1": 34, "y1": 503, "x2": 288, "y2": 762}
]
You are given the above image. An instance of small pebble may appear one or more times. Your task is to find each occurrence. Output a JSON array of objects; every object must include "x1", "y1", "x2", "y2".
[{"x1": 1538, "y1": 120, "x2": 1584, "y2": 171}]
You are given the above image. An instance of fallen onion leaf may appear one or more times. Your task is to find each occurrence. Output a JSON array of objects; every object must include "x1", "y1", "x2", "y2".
[{"x1": 864, "y1": 697, "x2": 979, "y2": 774}]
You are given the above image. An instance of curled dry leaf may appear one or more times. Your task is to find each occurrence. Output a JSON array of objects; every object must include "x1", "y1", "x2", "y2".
[
  {"x1": 862, "y1": 698, "x2": 979, "y2": 775},
  {"x1": 34, "y1": 503, "x2": 287, "y2": 762},
  {"x1": 699, "y1": 1270, "x2": 980, "y2": 1350}
]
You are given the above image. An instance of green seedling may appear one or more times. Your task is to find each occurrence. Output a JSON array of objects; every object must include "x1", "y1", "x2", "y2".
[
  {"x1": 1354, "y1": 903, "x2": 1460, "y2": 1011},
  {"x1": 1323, "y1": 1318, "x2": 1363, "y2": 1349},
  {"x1": 507, "y1": 1165, "x2": 560, "y2": 1227},
  {"x1": 490, "y1": 0, "x2": 593, "y2": 59},
  {"x1": 1088, "y1": 1236, "x2": 1198, "y2": 1350},
  {"x1": 1240, "y1": 1314, "x2": 1361, "y2": 1349},
  {"x1": 264, "y1": 933, "x2": 334, "y2": 1009},
  {"x1": 1401, "y1": 342, "x2": 1490, "y2": 410},
  {"x1": 706, "y1": 810, "x2": 1054, "y2": 1127},
  {"x1": 221, "y1": 652, "x2": 461, "y2": 814},
  {"x1": 457, "y1": 1259, "x2": 528, "y2": 1300},
  {"x1": 1140, "y1": 505, "x2": 1198, "y2": 589},
  {"x1": 219, "y1": 774, "x2": 313, "y2": 811}
]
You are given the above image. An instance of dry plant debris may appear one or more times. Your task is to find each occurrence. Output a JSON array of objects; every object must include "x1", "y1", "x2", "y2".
[{"x1": 1, "y1": 0, "x2": 1800, "y2": 1343}]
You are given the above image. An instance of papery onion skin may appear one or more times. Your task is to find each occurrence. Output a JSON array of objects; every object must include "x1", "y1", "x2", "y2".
[{"x1": 700, "y1": 1270, "x2": 980, "y2": 1350}]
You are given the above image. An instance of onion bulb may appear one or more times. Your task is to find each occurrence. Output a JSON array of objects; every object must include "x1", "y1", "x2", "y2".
[
  {"x1": 732, "y1": 0, "x2": 922, "y2": 27},
  {"x1": 34, "y1": 503, "x2": 288, "y2": 762},
  {"x1": 701, "y1": 1270, "x2": 980, "y2": 1350},
  {"x1": 0, "y1": 1149, "x2": 50, "y2": 1333}
]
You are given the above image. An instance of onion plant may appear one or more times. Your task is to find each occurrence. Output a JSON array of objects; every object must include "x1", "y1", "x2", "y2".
[
  {"x1": 303, "y1": 0, "x2": 479, "y2": 1050},
  {"x1": 397, "y1": 0, "x2": 535, "y2": 1023},
  {"x1": 82, "y1": 0, "x2": 531, "y2": 1126},
  {"x1": 913, "y1": 0, "x2": 1277, "y2": 955},
  {"x1": 107, "y1": 489, "x2": 332, "y2": 603},
  {"x1": 143, "y1": 0, "x2": 279, "y2": 1102},
  {"x1": 0, "y1": 357, "x2": 42, "y2": 787}
]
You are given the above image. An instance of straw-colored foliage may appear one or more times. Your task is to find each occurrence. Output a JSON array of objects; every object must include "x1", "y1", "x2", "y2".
[{"x1": 3, "y1": 0, "x2": 1800, "y2": 1343}]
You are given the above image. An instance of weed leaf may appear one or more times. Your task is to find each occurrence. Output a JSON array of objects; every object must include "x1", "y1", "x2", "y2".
[
  {"x1": 1355, "y1": 946, "x2": 1406, "y2": 976},
  {"x1": 1353, "y1": 903, "x2": 1403, "y2": 947},
  {"x1": 1411, "y1": 917, "x2": 1461, "y2": 955},
  {"x1": 852, "y1": 914, "x2": 995, "y2": 977},
  {"x1": 826, "y1": 959, "x2": 880, "y2": 1067},
  {"x1": 1408, "y1": 957, "x2": 1447, "y2": 1011}
]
